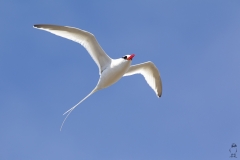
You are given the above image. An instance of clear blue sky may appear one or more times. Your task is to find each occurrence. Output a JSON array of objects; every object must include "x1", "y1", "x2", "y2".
[{"x1": 1, "y1": 1, "x2": 240, "y2": 159}]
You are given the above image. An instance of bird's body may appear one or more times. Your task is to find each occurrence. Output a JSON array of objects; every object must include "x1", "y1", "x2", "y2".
[
  {"x1": 98, "y1": 58, "x2": 132, "y2": 89},
  {"x1": 34, "y1": 24, "x2": 162, "y2": 130}
]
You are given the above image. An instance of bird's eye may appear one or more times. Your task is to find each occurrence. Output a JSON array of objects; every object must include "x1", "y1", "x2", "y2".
[{"x1": 122, "y1": 56, "x2": 127, "y2": 59}]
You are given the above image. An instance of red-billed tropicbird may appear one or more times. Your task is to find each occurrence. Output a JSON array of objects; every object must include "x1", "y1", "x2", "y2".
[{"x1": 33, "y1": 24, "x2": 162, "y2": 130}]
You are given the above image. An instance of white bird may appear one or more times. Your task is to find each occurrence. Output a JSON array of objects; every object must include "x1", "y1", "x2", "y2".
[{"x1": 33, "y1": 24, "x2": 162, "y2": 130}]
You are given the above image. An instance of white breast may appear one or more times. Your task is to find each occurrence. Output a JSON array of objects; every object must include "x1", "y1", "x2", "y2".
[{"x1": 96, "y1": 59, "x2": 131, "y2": 89}]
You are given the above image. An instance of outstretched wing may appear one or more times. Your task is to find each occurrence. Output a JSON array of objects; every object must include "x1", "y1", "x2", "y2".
[
  {"x1": 124, "y1": 61, "x2": 162, "y2": 97},
  {"x1": 33, "y1": 24, "x2": 111, "y2": 74}
]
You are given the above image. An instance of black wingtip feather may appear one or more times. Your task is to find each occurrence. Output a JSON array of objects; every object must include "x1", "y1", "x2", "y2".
[{"x1": 33, "y1": 24, "x2": 39, "y2": 28}]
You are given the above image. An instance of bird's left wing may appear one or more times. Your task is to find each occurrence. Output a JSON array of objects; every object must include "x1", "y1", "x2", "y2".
[
  {"x1": 124, "y1": 61, "x2": 162, "y2": 97},
  {"x1": 33, "y1": 24, "x2": 111, "y2": 74}
]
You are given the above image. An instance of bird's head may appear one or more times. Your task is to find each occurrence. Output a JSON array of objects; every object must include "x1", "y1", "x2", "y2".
[{"x1": 122, "y1": 54, "x2": 135, "y2": 61}]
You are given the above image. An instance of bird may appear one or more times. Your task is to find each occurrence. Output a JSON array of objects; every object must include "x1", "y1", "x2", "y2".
[{"x1": 33, "y1": 24, "x2": 162, "y2": 130}]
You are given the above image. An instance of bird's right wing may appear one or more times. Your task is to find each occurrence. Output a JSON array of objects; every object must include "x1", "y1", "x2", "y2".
[
  {"x1": 124, "y1": 61, "x2": 162, "y2": 97},
  {"x1": 33, "y1": 24, "x2": 111, "y2": 74}
]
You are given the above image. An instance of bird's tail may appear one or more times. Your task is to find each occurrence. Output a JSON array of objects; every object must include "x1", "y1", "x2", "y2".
[{"x1": 60, "y1": 88, "x2": 98, "y2": 131}]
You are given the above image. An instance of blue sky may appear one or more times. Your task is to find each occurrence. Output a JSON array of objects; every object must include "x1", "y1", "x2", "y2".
[{"x1": 1, "y1": 1, "x2": 240, "y2": 159}]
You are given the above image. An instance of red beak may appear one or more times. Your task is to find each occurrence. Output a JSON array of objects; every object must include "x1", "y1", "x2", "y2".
[{"x1": 127, "y1": 54, "x2": 135, "y2": 60}]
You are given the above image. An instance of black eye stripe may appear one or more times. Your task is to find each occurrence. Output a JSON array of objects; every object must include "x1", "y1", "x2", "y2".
[{"x1": 122, "y1": 56, "x2": 127, "y2": 59}]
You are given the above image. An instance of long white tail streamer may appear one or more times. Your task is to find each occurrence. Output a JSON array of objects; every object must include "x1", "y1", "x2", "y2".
[{"x1": 60, "y1": 88, "x2": 98, "y2": 131}]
